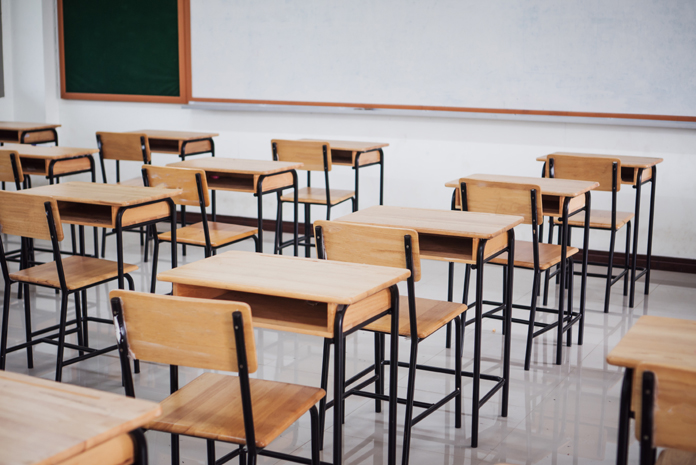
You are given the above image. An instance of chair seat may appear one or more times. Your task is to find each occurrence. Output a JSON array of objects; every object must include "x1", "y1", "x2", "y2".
[
  {"x1": 148, "y1": 372, "x2": 325, "y2": 448},
  {"x1": 116, "y1": 177, "x2": 144, "y2": 187},
  {"x1": 158, "y1": 222, "x2": 257, "y2": 247},
  {"x1": 365, "y1": 295, "x2": 467, "y2": 339},
  {"x1": 280, "y1": 187, "x2": 355, "y2": 206},
  {"x1": 9, "y1": 256, "x2": 138, "y2": 291},
  {"x1": 557, "y1": 209, "x2": 634, "y2": 230},
  {"x1": 656, "y1": 449, "x2": 696, "y2": 465},
  {"x1": 490, "y1": 240, "x2": 579, "y2": 271}
]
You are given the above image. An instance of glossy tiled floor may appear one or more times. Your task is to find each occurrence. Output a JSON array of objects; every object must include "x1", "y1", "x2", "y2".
[{"x1": 2, "y1": 229, "x2": 694, "y2": 464}]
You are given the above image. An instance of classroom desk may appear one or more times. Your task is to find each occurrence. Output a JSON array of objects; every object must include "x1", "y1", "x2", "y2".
[
  {"x1": 22, "y1": 182, "x2": 181, "y2": 289},
  {"x1": 446, "y1": 175, "x2": 598, "y2": 361},
  {"x1": 335, "y1": 205, "x2": 522, "y2": 448},
  {"x1": 537, "y1": 152, "x2": 663, "y2": 308},
  {"x1": 0, "y1": 370, "x2": 160, "y2": 465},
  {"x1": 130, "y1": 129, "x2": 218, "y2": 160},
  {"x1": 606, "y1": 315, "x2": 696, "y2": 465},
  {"x1": 2, "y1": 143, "x2": 97, "y2": 184},
  {"x1": 0, "y1": 121, "x2": 60, "y2": 145},
  {"x1": 168, "y1": 157, "x2": 302, "y2": 255},
  {"x1": 157, "y1": 250, "x2": 409, "y2": 465},
  {"x1": 300, "y1": 139, "x2": 388, "y2": 209}
]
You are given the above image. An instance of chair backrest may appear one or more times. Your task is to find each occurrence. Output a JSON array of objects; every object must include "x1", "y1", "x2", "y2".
[
  {"x1": 0, "y1": 191, "x2": 63, "y2": 241},
  {"x1": 547, "y1": 153, "x2": 620, "y2": 192},
  {"x1": 314, "y1": 220, "x2": 421, "y2": 282},
  {"x1": 459, "y1": 178, "x2": 543, "y2": 226},
  {"x1": 110, "y1": 290, "x2": 257, "y2": 373},
  {"x1": 0, "y1": 150, "x2": 24, "y2": 186},
  {"x1": 142, "y1": 165, "x2": 209, "y2": 207},
  {"x1": 271, "y1": 140, "x2": 331, "y2": 172},
  {"x1": 634, "y1": 361, "x2": 696, "y2": 454},
  {"x1": 96, "y1": 132, "x2": 151, "y2": 163}
]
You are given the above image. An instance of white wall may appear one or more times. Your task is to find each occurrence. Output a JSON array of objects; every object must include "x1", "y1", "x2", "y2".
[{"x1": 3, "y1": 1, "x2": 696, "y2": 260}]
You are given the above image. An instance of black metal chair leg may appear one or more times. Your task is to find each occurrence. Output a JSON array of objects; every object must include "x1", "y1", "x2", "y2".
[
  {"x1": 206, "y1": 439, "x2": 215, "y2": 465},
  {"x1": 454, "y1": 316, "x2": 462, "y2": 428},
  {"x1": 318, "y1": 338, "x2": 331, "y2": 449},
  {"x1": 150, "y1": 234, "x2": 160, "y2": 294},
  {"x1": 101, "y1": 228, "x2": 107, "y2": 258},
  {"x1": 23, "y1": 283, "x2": 34, "y2": 368},
  {"x1": 401, "y1": 338, "x2": 419, "y2": 465},
  {"x1": 525, "y1": 272, "x2": 540, "y2": 371},
  {"x1": 304, "y1": 204, "x2": 311, "y2": 258},
  {"x1": 74, "y1": 292, "x2": 84, "y2": 357},
  {"x1": 605, "y1": 228, "x2": 617, "y2": 313},
  {"x1": 309, "y1": 406, "x2": 321, "y2": 465},
  {"x1": 624, "y1": 221, "x2": 631, "y2": 296},
  {"x1": 374, "y1": 332, "x2": 382, "y2": 412},
  {"x1": 0, "y1": 283, "x2": 11, "y2": 370},
  {"x1": 55, "y1": 291, "x2": 70, "y2": 382}
]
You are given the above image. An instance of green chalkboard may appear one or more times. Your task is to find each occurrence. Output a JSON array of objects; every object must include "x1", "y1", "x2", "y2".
[{"x1": 62, "y1": 0, "x2": 180, "y2": 97}]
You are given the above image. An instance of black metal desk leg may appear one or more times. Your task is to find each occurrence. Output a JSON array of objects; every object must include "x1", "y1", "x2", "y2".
[
  {"x1": 617, "y1": 368, "x2": 633, "y2": 465},
  {"x1": 579, "y1": 192, "x2": 591, "y2": 344},
  {"x1": 379, "y1": 148, "x2": 385, "y2": 205},
  {"x1": 630, "y1": 170, "x2": 644, "y2": 308},
  {"x1": 333, "y1": 306, "x2": 347, "y2": 465},
  {"x1": 645, "y1": 166, "x2": 657, "y2": 294},
  {"x1": 557, "y1": 198, "x2": 571, "y2": 365},
  {"x1": 471, "y1": 239, "x2": 487, "y2": 448},
  {"x1": 502, "y1": 230, "x2": 514, "y2": 417},
  {"x1": 292, "y1": 170, "x2": 299, "y2": 257},
  {"x1": 256, "y1": 178, "x2": 266, "y2": 254},
  {"x1": 388, "y1": 285, "x2": 399, "y2": 465},
  {"x1": 353, "y1": 153, "x2": 361, "y2": 211}
]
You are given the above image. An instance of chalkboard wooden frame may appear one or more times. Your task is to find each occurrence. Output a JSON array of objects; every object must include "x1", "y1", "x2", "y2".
[{"x1": 57, "y1": 0, "x2": 190, "y2": 104}]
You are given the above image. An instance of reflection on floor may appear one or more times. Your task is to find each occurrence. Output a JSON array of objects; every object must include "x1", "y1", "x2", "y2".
[{"x1": 2, "y1": 230, "x2": 693, "y2": 464}]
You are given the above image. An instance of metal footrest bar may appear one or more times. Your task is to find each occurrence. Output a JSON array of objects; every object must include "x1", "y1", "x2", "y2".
[
  {"x1": 633, "y1": 267, "x2": 648, "y2": 281},
  {"x1": 214, "y1": 447, "x2": 242, "y2": 465},
  {"x1": 85, "y1": 316, "x2": 112, "y2": 325},
  {"x1": 478, "y1": 378, "x2": 505, "y2": 408},
  {"x1": 411, "y1": 390, "x2": 460, "y2": 427},
  {"x1": 4, "y1": 328, "x2": 79, "y2": 353},
  {"x1": 349, "y1": 390, "x2": 434, "y2": 410},
  {"x1": 60, "y1": 344, "x2": 118, "y2": 367},
  {"x1": 258, "y1": 449, "x2": 332, "y2": 465},
  {"x1": 386, "y1": 360, "x2": 504, "y2": 383},
  {"x1": 345, "y1": 365, "x2": 376, "y2": 388}
]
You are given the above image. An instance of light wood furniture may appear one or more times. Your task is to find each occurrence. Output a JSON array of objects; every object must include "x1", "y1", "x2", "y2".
[
  {"x1": 301, "y1": 138, "x2": 388, "y2": 209},
  {"x1": 0, "y1": 121, "x2": 60, "y2": 145},
  {"x1": 273, "y1": 140, "x2": 356, "y2": 257},
  {"x1": 446, "y1": 174, "x2": 597, "y2": 345},
  {"x1": 315, "y1": 221, "x2": 468, "y2": 465},
  {"x1": 143, "y1": 165, "x2": 258, "y2": 293},
  {"x1": 0, "y1": 192, "x2": 139, "y2": 381},
  {"x1": 607, "y1": 315, "x2": 696, "y2": 465},
  {"x1": 544, "y1": 154, "x2": 633, "y2": 313},
  {"x1": 21, "y1": 182, "x2": 181, "y2": 289},
  {"x1": 0, "y1": 370, "x2": 159, "y2": 465},
  {"x1": 157, "y1": 250, "x2": 409, "y2": 465},
  {"x1": 458, "y1": 178, "x2": 580, "y2": 370},
  {"x1": 168, "y1": 157, "x2": 302, "y2": 254},
  {"x1": 634, "y1": 362, "x2": 696, "y2": 465},
  {"x1": 334, "y1": 205, "x2": 522, "y2": 448},
  {"x1": 129, "y1": 129, "x2": 218, "y2": 160},
  {"x1": 1, "y1": 143, "x2": 96, "y2": 184},
  {"x1": 111, "y1": 290, "x2": 325, "y2": 465},
  {"x1": 538, "y1": 152, "x2": 663, "y2": 308}
]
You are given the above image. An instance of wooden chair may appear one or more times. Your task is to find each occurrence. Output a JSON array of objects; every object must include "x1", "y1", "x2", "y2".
[
  {"x1": 458, "y1": 178, "x2": 580, "y2": 370},
  {"x1": 0, "y1": 150, "x2": 25, "y2": 264},
  {"x1": 314, "y1": 220, "x2": 467, "y2": 465},
  {"x1": 110, "y1": 290, "x2": 325, "y2": 465},
  {"x1": 96, "y1": 132, "x2": 152, "y2": 259},
  {"x1": 634, "y1": 362, "x2": 696, "y2": 465},
  {"x1": 272, "y1": 140, "x2": 356, "y2": 257},
  {"x1": 0, "y1": 191, "x2": 137, "y2": 381},
  {"x1": 544, "y1": 154, "x2": 633, "y2": 313},
  {"x1": 143, "y1": 165, "x2": 259, "y2": 293}
]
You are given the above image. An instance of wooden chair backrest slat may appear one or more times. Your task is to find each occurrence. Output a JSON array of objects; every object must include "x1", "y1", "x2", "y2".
[
  {"x1": 143, "y1": 165, "x2": 209, "y2": 207},
  {"x1": 0, "y1": 192, "x2": 62, "y2": 241},
  {"x1": 633, "y1": 362, "x2": 696, "y2": 453},
  {"x1": 272, "y1": 140, "x2": 330, "y2": 171},
  {"x1": 314, "y1": 220, "x2": 421, "y2": 282},
  {"x1": 547, "y1": 154, "x2": 620, "y2": 192},
  {"x1": 111, "y1": 290, "x2": 257, "y2": 373},
  {"x1": 97, "y1": 132, "x2": 151, "y2": 163},
  {"x1": 0, "y1": 151, "x2": 23, "y2": 184},
  {"x1": 459, "y1": 178, "x2": 542, "y2": 226}
]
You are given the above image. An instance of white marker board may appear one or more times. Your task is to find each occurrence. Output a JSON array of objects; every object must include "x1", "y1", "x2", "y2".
[{"x1": 190, "y1": 0, "x2": 696, "y2": 118}]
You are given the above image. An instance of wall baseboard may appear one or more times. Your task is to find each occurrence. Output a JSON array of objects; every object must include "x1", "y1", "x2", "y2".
[{"x1": 186, "y1": 212, "x2": 696, "y2": 274}]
